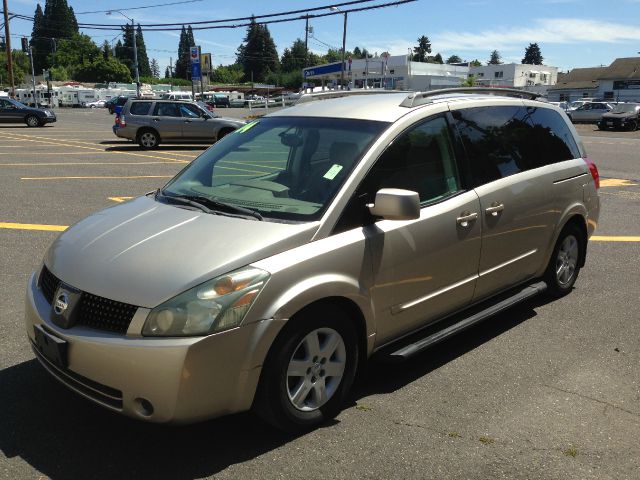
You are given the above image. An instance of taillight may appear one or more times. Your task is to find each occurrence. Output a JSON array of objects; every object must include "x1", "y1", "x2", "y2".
[
  {"x1": 584, "y1": 157, "x2": 599, "y2": 189},
  {"x1": 119, "y1": 114, "x2": 126, "y2": 127}
]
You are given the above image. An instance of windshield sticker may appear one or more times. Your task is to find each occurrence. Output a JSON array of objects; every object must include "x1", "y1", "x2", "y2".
[
  {"x1": 323, "y1": 164, "x2": 344, "y2": 180},
  {"x1": 235, "y1": 120, "x2": 259, "y2": 134}
]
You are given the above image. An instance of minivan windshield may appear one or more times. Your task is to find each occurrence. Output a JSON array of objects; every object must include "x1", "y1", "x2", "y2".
[{"x1": 161, "y1": 116, "x2": 388, "y2": 222}]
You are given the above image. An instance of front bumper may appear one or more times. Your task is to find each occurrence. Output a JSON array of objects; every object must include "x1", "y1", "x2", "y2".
[
  {"x1": 25, "y1": 270, "x2": 285, "y2": 424},
  {"x1": 42, "y1": 116, "x2": 57, "y2": 124}
]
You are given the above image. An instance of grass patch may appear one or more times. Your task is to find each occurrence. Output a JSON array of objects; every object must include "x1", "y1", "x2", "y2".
[
  {"x1": 448, "y1": 432, "x2": 461, "y2": 438},
  {"x1": 355, "y1": 403, "x2": 372, "y2": 412},
  {"x1": 563, "y1": 446, "x2": 578, "y2": 457},
  {"x1": 479, "y1": 436, "x2": 495, "y2": 445}
]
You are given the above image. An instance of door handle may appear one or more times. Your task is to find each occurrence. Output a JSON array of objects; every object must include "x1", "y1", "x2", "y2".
[
  {"x1": 485, "y1": 203, "x2": 504, "y2": 216},
  {"x1": 456, "y1": 211, "x2": 478, "y2": 227},
  {"x1": 152, "y1": 118, "x2": 160, "y2": 122}
]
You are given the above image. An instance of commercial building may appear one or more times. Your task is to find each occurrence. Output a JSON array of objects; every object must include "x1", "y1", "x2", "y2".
[
  {"x1": 302, "y1": 54, "x2": 468, "y2": 91},
  {"x1": 469, "y1": 63, "x2": 558, "y2": 95},
  {"x1": 548, "y1": 57, "x2": 640, "y2": 102}
]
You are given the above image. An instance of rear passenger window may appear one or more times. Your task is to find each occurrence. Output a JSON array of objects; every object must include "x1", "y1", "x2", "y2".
[
  {"x1": 525, "y1": 107, "x2": 580, "y2": 161},
  {"x1": 154, "y1": 103, "x2": 181, "y2": 117},
  {"x1": 130, "y1": 102, "x2": 152, "y2": 115}
]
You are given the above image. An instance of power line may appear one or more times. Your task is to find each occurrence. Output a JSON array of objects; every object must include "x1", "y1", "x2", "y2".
[{"x1": 74, "y1": 0, "x2": 203, "y2": 15}]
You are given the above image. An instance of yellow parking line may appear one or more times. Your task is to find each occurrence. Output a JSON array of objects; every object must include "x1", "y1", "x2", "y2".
[
  {"x1": 591, "y1": 236, "x2": 640, "y2": 242},
  {"x1": 2, "y1": 134, "x2": 189, "y2": 163},
  {"x1": 1, "y1": 161, "x2": 188, "y2": 165},
  {"x1": 600, "y1": 178, "x2": 638, "y2": 187},
  {"x1": 0, "y1": 222, "x2": 67, "y2": 231},
  {"x1": 5, "y1": 132, "x2": 200, "y2": 159},
  {"x1": 108, "y1": 196, "x2": 134, "y2": 202},
  {"x1": 22, "y1": 175, "x2": 173, "y2": 180}
]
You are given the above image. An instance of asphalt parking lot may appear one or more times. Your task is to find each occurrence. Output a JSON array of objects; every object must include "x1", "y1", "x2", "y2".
[{"x1": 1, "y1": 109, "x2": 639, "y2": 480}]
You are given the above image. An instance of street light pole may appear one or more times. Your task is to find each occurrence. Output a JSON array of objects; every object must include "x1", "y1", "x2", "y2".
[
  {"x1": 340, "y1": 12, "x2": 347, "y2": 89},
  {"x1": 108, "y1": 11, "x2": 140, "y2": 97}
]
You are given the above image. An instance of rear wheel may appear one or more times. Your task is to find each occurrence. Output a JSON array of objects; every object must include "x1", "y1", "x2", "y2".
[
  {"x1": 137, "y1": 129, "x2": 160, "y2": 149},
  {"x1": 254, "y1": 305, "x2": 358, "y2": 432},
  {"x1": 217, "y1": 128, "x2": 234, "y2": 141},
  {"x1": 544, "y1": 223, "x2": 584, "y2": 297},
  {"x1": 25, "y1": 115, "x2": 41, "y2": 127},
  {"x1": 627, "y1": 120, "x2": 637, "y2": 131}
]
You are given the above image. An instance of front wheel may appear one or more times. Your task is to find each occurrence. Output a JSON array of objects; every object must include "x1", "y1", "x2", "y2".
[
  {"x1": 627, "y1": 120, "x2": 637, "y2": 131},
  {"x1": 254, "y1": 306, "x2": 359, "y2": 432},
  {"x1": 544, "y1": 224, "x2": 584, "y2": 297},
  {"x1": 25, "y1": 115, "x2": 41, "y2": 127}
]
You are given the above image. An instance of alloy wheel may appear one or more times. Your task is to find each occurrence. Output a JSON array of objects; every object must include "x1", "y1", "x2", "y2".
[{"x1": 555, "y1": 234, "x2": 579, "y2": 286}]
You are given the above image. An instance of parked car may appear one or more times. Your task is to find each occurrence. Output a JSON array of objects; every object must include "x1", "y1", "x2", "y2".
[
  {"x1": 0, "y1": 97, "x2": 56, "y2": 127},
  {"x1": 160, "y1": 92, "x2": 193, "y2": 101},
  {"x1": 567, "y1": 99, "x2": 596, "y2": 111},
  {"x1": 208, "y1": 93, "x2": 230, "y2": 108},
  {"x1": 26, "y1": 88, "x2": 599, "y2": 432},
  {"x1": 113, "y1": 99, "x2": 245, "y2": 148},
  {"x1": 597, "y1": 102, "x2": 640, "y2": 131},
  {"x1": 86, "y1": 99, "x2": 106, "y2": 108},
  {"x1": 566, "y1": 102, "x2": 613, "y2": 123},
  {"x1": 105, "y1": 96, "x2": 131, "y2": 114},
  {"x1": 196, "y1": 100, "x2": 214, "y2": 113}
]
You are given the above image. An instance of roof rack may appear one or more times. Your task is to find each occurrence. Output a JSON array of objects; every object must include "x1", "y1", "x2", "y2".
[
  {"x1": 399, "y1": 87, "x2": 542, "y2": 108},
  {"x1": 296, "y1": 89, "x2": 408, "y2": 104}
]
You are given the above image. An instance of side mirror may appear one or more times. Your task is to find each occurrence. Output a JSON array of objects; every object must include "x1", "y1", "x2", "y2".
[{"x1": 367, "y1": 188, "x2": 420, "y2": 221}]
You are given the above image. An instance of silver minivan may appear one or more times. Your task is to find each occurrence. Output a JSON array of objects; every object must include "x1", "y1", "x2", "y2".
[{"x1": 25, "y1": 88, "x2": 600, "y2": 432}]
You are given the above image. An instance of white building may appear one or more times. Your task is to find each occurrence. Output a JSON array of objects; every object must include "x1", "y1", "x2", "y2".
[
  {"x1": 302, "y1": 54, "x2": 469, "y2": 91},
  {"x1": 469, "y1": 63, "x2": 558, "y2": 95}
]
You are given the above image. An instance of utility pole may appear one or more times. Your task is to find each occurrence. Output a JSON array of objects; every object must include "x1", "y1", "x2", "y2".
[
  {"x1": 304, "y1": 15, "x2": 309, "y2": 67},
  {"x1": 131, "y1": 19, "x2": 140, "y2": 97},
  {"x1": 2, "y1": 0, "x2": 14, "y2": 96},
  {"x1": 27, "y1": 42, "x2": 37, "y2": 106},
  {"x1": 340, "y1": 12, "x2": 347, "y2": 89}
]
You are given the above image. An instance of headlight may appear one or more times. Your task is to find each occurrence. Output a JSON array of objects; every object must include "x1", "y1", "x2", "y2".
[{"x1": 142, "y1": 267, "x2": 270, "y2": 337}]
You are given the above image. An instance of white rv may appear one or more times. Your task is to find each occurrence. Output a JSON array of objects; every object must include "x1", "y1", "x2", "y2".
[{"x1": 60, "y1": 87, "x2": 98, "y2": 107}]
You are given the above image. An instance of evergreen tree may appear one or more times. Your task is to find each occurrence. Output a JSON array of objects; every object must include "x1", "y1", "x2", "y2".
[
  {"x1": 135, "y1": 25, "x2": 152, "y2": 77},
  {"x1": 446, "y1": 55, "x2": 462, "y2": 64},
  {"x1": 30, "y1": 4, "x2": 48, "y2": 72},
  {"x1": 175, "y1": 25, "x2": 193, "y2": 79},
  {"x1": 469, "y1": 59, "x2": 482, "y2": 67},
  {"x1": 412, "y1": 36, "x2": 431, "y2": 62},
  {"x1": 522, "y1": 43, "x2": 543, "y2": 65},
  {"x1": 488, "y1": 50, "x2": 502, "y2": 65},
  {"x1": 101, "y1": 40, "x2": 112, "y2": 61},
  {"x1": 433, "y1": 53, "x2": 444, "y2": 64},
  {"x1": 150, "y1": 58, "x2": 160, "y2": 78},
  {"x1": 281, "y1": 39, "x2": 307, "y2": 73},
  {"x1": 164, "y1": 66, "x2": 171, "y2": 78},
  {"x1": 115, "y1": 24, "x2": 135, "y2": 76},
  {"x1": 236, "y1": 18, "x2": 280, "y2": 82}
]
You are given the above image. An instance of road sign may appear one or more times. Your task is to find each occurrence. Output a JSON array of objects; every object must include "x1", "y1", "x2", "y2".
[
  {"x1": 201, "y1": 53, "x2": 212, "y2": 73},
  {"x1": 190, "y1": 46, "x2": 200, "y2": 64},
  {"x1": 191, "y1": 62, "x2": 201, "y2": 81}
]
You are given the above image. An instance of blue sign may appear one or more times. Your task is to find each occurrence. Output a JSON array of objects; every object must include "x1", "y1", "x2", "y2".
[
  {"x1": 303, "y1": 62, "x2": 344, "y2": 78},
  {"x1": 191, "y1": 62, "x2": 201, "y2": 81}
]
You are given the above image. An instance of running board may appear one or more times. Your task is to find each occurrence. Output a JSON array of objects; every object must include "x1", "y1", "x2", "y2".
[{"x1": 380, "y1": 281, "x2": 547, "y2": 362}]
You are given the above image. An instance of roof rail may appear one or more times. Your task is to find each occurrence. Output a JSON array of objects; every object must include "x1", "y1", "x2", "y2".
[
  {"x1": 296, "y1": 89, "x2": 407, "y2": 104},
  {"x1": 400, "y1": 87, "x2": 542, "y2": 108}
]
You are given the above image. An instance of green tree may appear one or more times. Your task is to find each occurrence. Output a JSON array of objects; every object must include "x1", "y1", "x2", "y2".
[
  {"x1": 50, "y1": 33, "x2": 100, "y2": 78},
  {"x1": 101, "y1": 40, "x2": 112, "y2": 61},
  {"x1": 433, "y1": 53, "x2": 444, "y2": 64},
  {"x1": 211, "y1": 63, "x2": 244, "y2": 84},
  {"x1": 174, "y1": 25, "x2": 193, "y2": 79},
  {"x1": 412, "y1": 36, "x2": 431, "y2": 62},
  {"x1": 469, "y1": 59, "x2": 482, "y2": 67},
  {"x1": 281, "y1": 39, "x2": 307, "y2": 73},
  {"x1": 75, "y1": 57, "x2": 132, "y2": 83},
  {"x1": 135, "y1": 25, "x2": 152, "y2": 77},
  {"x1": 522, "y1": 43, "x2": 543, "y2": 65},
  {"x1": 446, "y1": 55, "x2": 462, "y2": 64},
  {"x1": 488, "y1": 50, "x2": 502, "y2": 65},
  {"x1": 0, "y1": 50, "x2": 30, "y2": 84},
  {"x1": 49, "y1": 65, "x2": 68, "y2": 81},
  {"x1": 236, "y1": 17, "x2": 280, "y2": 82},
  {"x1": 40, "y1": 0, "x2": 79, "y2": 71},
  {"x1": 30, "y1": 4, "x2": 49, "y2": 72},
  {"x1": 150, "y1": 59, "x2": 160, "y2": 78},
  {"x1": 265, "y1": 70, "x2": 302, "y2": 89},
  {"x1": 164, "y1": 66, "x2": 171, "y2": 78}
]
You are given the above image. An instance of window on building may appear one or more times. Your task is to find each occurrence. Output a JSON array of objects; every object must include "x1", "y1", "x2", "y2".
[
  {"x1": 494, "y1": 71, "x2": 503, "y2": 78},
  {"x1": 559, "y1": 93, "x2": 569, "y2": 101},
  {"x1": 603, "y1": 91, "x2": 614, "y2": 100},
  {"x1": 529, "y1": 73, "x2": 537, "y2": 79},
  {"x1": 477, "y1": 72, "x2": 484, "y2": 78},
  {"x1": 540, "y1": 74, "x2": 547, "y2": 82},
  {"x1": 582, "y1": 92, "x2": 590, "y2": 98}
]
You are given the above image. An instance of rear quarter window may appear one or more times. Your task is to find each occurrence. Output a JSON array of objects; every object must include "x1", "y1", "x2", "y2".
[
  {"x1": 129, "y1": 102, "x2": 152, "y2": 115},
  {"x1": 525, "y1": 106, "x2": 580, "y2": 161}
]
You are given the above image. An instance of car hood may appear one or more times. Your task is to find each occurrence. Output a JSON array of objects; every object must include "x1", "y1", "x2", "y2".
[{"x1": 44, "y1": 196, "x2": 318, "y2": 308}]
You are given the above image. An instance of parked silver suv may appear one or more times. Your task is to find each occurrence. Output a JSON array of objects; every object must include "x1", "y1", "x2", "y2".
[
  {"x1": 26, "y1": 88, "x2": 600, "y2": 432},
  {"x1": 113, "y1": 99, "x2": 245, "y2": 148}
]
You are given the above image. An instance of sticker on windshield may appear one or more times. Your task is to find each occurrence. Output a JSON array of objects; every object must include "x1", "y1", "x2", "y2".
[
  {"x1": 235, "y1": 120, "x2": 259, "y2": 134},
  {"x1": 323, "y1": 164, "x2": 343, "y2": 180}
]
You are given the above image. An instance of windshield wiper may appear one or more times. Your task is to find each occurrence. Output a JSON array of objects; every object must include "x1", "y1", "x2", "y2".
[{"x1": 158, "y1": 190, "x2": 263, "y2": 220}]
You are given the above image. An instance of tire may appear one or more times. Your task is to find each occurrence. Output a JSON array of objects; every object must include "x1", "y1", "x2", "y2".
[
  {"x1": 627, "y1": 120, "x2": 637, "y2": 132},
  {"x1": 25, "y1": 115, "x2": 41, "y2": 128},
  {"x1": 254, "y1": 305, "x2": 359, "y2": 432},
  {"x1": 543, "y1": 223, "x2": 584, "y2": 298},
  {"x1": 137, "y1": 129, "x2": 160, "y2": 149}
]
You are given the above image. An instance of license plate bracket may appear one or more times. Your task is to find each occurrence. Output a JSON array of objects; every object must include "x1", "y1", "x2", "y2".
[{"x1": 34, "y1": 324, "x2": 68, "y2": 368}]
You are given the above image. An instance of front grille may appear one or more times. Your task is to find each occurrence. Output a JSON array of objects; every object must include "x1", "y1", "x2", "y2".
[{"x1": 38, "y1": 265, "x2": 137, "y2": 334}]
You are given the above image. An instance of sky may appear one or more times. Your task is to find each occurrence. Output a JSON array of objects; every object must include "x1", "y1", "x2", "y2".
[{"x1": 6, "y1": 0, "x2": 640, "y2": 75}]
